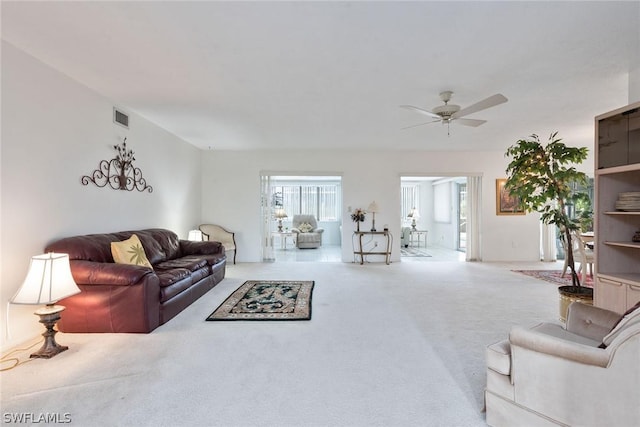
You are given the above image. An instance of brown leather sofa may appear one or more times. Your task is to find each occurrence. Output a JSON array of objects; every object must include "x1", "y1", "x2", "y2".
[{"x1": 45, "y1": 228, "x2": 226, "y2": 333}]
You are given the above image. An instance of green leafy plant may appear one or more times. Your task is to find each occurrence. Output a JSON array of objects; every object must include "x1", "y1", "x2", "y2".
[{"x1": 504, "y1": 132, "x2": 590, "y2": 289}]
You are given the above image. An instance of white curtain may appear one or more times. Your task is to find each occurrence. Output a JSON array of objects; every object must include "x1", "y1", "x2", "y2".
[
  {"x1": 466, "y1": 176, "x2": 482, "y2": 261},
  {"x1": 541, "y1": 222, "x2": 557, "y2": 261},
  {"x1": 260, "y1": 174, "x2": 275, "y2": 262}
]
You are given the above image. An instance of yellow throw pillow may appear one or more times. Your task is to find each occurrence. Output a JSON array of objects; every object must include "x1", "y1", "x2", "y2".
[{"x1": 111, "y1": 234, "x2": 153, "y2": 269}]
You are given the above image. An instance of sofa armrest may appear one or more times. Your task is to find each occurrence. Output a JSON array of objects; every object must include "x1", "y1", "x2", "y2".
[
  {"x1": 179, "y1": 240, "x2": 223, "y2": 256},
  {"x1": 291, "y1": 228, "x2": 301, "y2": 234},
  {"x1": 566, "y1": 302, "x2": 621, "y2": 341},
  {"x1": 314, "y1": 227, "x2": 325, "y2": 234},
  {"x1": 509, "y1": 324, "x2": 610, "y2": 368},
  {"x1": 71, "y1": 260, "x2": 153, "y2": 286}
]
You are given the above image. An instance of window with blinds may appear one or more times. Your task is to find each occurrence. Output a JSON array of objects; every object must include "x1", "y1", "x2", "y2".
[
  {"x1": 273, "y1": 184, "x2": 340, "y2": 221},
  {"x1": 401, "y1": 184, "x2": 419, "y2": 219}
]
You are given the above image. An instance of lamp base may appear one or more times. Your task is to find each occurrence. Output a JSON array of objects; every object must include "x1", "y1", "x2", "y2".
[{"x1": 31, "y1": 305, "x2": 68, "y2": 359}]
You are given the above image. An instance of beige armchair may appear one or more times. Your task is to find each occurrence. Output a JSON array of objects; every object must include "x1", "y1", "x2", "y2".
[
  {"x1": 199, "y1": 224, "x2": 236, "y2": 264},
  {"x1": 485, "y1": 302, "x2": 640, "y2": 427}
]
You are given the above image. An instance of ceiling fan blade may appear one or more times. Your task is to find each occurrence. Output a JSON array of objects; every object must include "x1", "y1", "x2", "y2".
[
  {"x1": 401, "y1": 119, "x2": 441, "y2": 130},
  {"x1": 400, "y1": 105, "x2": 441, "y2": 119},
  {"x1": 451, "y1": 94, "x2": 508, "y2": 119},
  {"x1": 456, "y1": 118, "x2": 487, "y2": 127}
]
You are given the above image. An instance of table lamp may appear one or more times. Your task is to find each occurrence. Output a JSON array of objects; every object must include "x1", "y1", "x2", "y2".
[
  {"x1": 275, "y1": 208, "x2": 288, "y2": 232},
  {"x1": 10, "y1": 253, "x2": 81, "y2": 358},
  {"x1": 367, "y1": 201, "x2": 379, "y2": 232},
  {"x1": 408, "y1": 207, "x2": 420, "y2": 230},
  {"x1": 188, "y1": 229, "x2": 203, "y2": 241}
]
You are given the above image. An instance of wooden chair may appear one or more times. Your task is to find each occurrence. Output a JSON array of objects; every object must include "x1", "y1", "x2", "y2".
[
  {"x1": 199, "y1": 224, "x2": 236, "y2": 264},
  {"x1": 561, "y1": 231, "x2": 594, "y2": 278},
  {"x1": 573, "y1": 231, "x2": 595, "y2": 279}
]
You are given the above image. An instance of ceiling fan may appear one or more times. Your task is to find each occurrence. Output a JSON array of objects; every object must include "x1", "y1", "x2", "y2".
[{"x1": 400, "y1": 91, "x2": 508, "y2": 135}]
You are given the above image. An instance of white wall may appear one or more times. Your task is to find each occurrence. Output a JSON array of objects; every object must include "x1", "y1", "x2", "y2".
[
  {"x1": 201, "y1": 149, "x2": 578, "y2": 263},
  {"x1": 0, "y1": 42, "x2": 202, "y2": 351}
]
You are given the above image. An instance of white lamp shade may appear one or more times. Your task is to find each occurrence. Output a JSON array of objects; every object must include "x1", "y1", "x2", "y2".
[
  {"x1": 367, "y1": 201, "x2": 379, "y2": 213},
  {"x1": 408, "y1": 208, "x2": 420, "y2": 219},
  {"x1": 188, "y1": 230, "x2": 204, "y2": 241},
  {"x1": 11, "y1": 253, "x2": 80, "y2": 305},
  {"x1": 275, "y1": 208, "x2": 288, "y2": 219}
]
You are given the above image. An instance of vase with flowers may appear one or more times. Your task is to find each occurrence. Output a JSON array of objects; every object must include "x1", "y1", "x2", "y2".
[{"x1": 351, "y1": 208, "x2": 366, "y2": 232}]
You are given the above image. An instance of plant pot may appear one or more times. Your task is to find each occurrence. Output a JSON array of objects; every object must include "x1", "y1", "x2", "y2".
[{"x1": 558, "y1": 285, "x2": 594, "y2": 322}]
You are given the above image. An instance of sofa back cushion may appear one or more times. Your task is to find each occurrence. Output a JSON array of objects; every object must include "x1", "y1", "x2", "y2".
[
  {"x1": 141, "y1": 229, "x2": 180, "y2": 262},
  {"x1": 45, "y1": 228, "x2": 180, "y2": 265}
]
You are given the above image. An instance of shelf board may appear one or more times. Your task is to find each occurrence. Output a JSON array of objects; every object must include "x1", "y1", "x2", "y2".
[
  {"x1": 598, "y1": 273, "x2": 640, "y2": 286},
  {"x1": 604, "y1": 211, "x2": 640, "y2": 215},
  {"x1": 603, "y1": 241, "x2": 640, "y2": 249},
  {"x1": 596, "y1": 163, "x2": 640, "y2": 175}
]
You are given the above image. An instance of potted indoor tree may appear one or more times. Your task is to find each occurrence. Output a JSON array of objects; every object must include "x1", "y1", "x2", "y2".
[{"x1": 504, "y1": 132, "x2": 592, "y2": 319}]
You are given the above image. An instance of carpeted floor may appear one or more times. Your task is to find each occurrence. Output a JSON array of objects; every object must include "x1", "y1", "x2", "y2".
[
  {"x1": 1, "y1": 261, "x2": 559, "y2": 426},
  {"x1": 512, "y1": 269, "x2": 594, "y2": 287}
]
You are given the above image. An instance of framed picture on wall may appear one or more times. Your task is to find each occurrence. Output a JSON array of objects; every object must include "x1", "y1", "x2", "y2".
[{"x1": 496, "y1": 178, "x2": 525, "y2": 215}]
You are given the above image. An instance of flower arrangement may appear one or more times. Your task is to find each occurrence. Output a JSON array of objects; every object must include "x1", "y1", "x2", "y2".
[
  {"x1": 351, "y1": 208, "x2": 366, "y2": 222},
  {"x1": 351, "y1": 208, "x2": 366, "y2": 231}
]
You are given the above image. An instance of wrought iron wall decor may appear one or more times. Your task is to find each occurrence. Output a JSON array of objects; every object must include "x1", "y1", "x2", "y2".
[{"x1": 81, "y1": 138, "x2": 153, "y2": 192}]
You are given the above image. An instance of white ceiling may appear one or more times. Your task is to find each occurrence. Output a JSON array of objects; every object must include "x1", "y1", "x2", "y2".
[{"x1": 2, "y1": 1, "x2": 638, "y2": 152}]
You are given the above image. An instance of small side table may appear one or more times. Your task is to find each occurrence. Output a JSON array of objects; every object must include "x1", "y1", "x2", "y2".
[
  {"x1": 409, "y1": 230, "x2": 427, "y2": 248},
  {"x1": 353, "y1": 230, "x2": 393, "y2": 265},
  {"x1": 272, "y1": 231, "x2": 296, "y2": 249}
]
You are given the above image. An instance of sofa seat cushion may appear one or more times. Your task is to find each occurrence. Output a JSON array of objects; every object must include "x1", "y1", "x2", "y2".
[
  {"x1": 156, "y1": 268, "x2": 193, "y2": 302},
  {"x1": 487, "y1": 339, "x2": 511, "y2": 375},
  {"x1": 156, "y1": 268, "x2": 191, "y2": 288},
  {"x1": 160, "y1": 278, "x2": 193, "y2": 303},
  {"x1": 155, "y1": 256, "x2": 207, "y2": 272},
  {"x1": 190, "y1": 266, "x2": 210, "y2": 284},
  {"x1": 199, "y1": 254, "x2": 226, "y2": 266}
]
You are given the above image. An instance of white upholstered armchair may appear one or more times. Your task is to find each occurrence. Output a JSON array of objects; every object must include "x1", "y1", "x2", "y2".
[
  {"x1": 199, "y1": 224, "x2": 236, "y2": 264},
  {"x1": 291, "y1": 215, "x2": 324, "y2": 249},
  {"x1": 485, "y1": 302, "x2": 640, "y2": 426}
]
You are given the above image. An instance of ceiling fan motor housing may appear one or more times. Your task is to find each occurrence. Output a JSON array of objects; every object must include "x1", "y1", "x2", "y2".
[{"x1": 432, "y1": 103, "x2": 460, "y2": 119}]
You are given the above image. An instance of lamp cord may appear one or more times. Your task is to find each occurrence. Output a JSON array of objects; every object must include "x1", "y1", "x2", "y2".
[
  {"x1": 0, "y1": 338, "x2": 40, "y2": 371},
  {"x1": 2, "y1": 302, "x2": 41, "y2": 371}
]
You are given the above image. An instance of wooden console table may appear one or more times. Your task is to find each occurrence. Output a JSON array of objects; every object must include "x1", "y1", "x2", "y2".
[{"x1": 353, "y1": 230, "x2": 392, "y2": 265}]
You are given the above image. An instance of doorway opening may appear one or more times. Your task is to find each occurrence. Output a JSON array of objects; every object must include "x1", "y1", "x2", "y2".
[
  {"x1": 261, "y1": 174, "x2": 343, "y2": 262},
  {"x1": 400, "y1": 175, "x2": 480, "y2": 262}
]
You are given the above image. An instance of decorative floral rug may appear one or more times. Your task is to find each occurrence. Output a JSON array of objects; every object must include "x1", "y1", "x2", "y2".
[
  {"x1": 207, "y1": 280, "x2": 314, "y2": 321},
  {"x1": 400, "y1": 247, "x2": 432, "y2": 257},
  {"x1": 512, "y1": 270, "x2": 593, "y2": 288}
]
